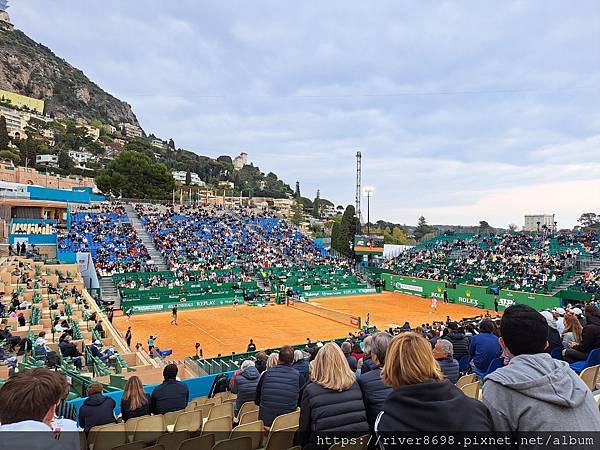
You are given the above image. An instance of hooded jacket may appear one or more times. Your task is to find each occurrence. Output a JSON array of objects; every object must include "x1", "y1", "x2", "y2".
[
  {"x1": 78, "y1": 393, "x2": 116, "y2": 432},
  {"x1": 232, "y1": 365, "x2": 261, "y2": 415},
  {"x1": 375, "y1": 380, "x2": 493, "y2": 432},
  {"x1": 482, "y1": 353, "x2": 600, "y2": 431}
]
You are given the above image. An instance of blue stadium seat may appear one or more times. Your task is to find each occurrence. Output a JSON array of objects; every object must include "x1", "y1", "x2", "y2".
[
  {"x1": 569, "y1": 348, "x2": 600, "y2": 374},
  {"x1": 473, "y1": 357, "x2": 503, "y2": 379}
]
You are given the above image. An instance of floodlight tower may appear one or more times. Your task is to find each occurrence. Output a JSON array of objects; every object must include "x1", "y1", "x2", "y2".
[
  {"x1": 363, "y1": 186, "x2": 375, "y2": 235},
  {"x1": 355, "y1": 151, "x2": 362, "y2": 231}
]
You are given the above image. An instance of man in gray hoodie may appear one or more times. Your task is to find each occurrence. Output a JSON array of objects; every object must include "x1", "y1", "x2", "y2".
[{"x1": 482, "y1": 304, "x2": 600, "y2": 431}]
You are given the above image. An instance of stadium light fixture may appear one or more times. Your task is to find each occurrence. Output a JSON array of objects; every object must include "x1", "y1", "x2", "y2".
[{"x1": 362, "y1": 187, "x2": 375, "y2": 235}]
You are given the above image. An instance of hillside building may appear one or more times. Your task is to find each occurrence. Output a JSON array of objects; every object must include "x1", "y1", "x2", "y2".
[
  {"x1": 524, "y1": 214, "x2": 556, "y2": 232},
  {"x1": 233, "y1": 152, "x2": 248, "y2": 170}
]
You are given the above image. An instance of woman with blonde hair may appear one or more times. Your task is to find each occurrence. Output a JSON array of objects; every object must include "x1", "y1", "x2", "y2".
[
  {"x1": 120, "y1": 376, "x2": 151, "y2": 421},
  {"x1": 562, "y1": 312, "x2": 583, "y2": 347},
  {"x1": 296, "y1": 342, "x2": 369, "y2": 449},
  {"x1": 375, "y1": 332, "x2": 493, "y2": 433},
  {"x1": 266, "y1": 352, "x2": 279, "y2": 369}
]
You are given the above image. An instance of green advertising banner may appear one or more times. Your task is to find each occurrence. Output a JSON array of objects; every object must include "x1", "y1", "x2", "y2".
[
  {"x1": 129, "y1": 296, "x2": 235, "y2": 314},
  {"x1": 382, "y1": 273, "x2": 560, "y2": 311}
]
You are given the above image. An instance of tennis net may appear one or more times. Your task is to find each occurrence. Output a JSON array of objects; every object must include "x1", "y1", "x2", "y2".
[{"x1": 289, "y1": 300, "x2": 361, "y2": 329}]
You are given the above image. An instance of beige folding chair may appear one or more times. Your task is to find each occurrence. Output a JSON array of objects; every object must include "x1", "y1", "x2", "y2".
[
  {"x1": 201, "y1": 416, "x2": 232, "y2": 435},
  {"x1": 164, "y1": 409, "x2": 184, "y2": 428},
  {"x1": 269, "y1": 410, "x2": 300, "y2": 432},
  {"x1": 173, "y1": 410, "x2": 203, "y2": 433},
  {"x1": 239, "y1": 409, "x2": 260, "y2": 426},
  {"x1": 156, "y1": 430, "x2": 189, "y2": 449},
  {"x1": 212, "y1": 436, "x2": 253, "y2": 450},
  {"x1": 125, "y1": 415, "x2": 146, "y2": 441},
  {"x1": 178, "y1": 433, "x2": 216, "y2": 450},
  {"x1": 264, "y1": 427, "x2": 297, "y2": 450},
  {"x1": 580, "y1": 365, "x2": 600, "y2": 391},
  {"x1": 460, "y1": 381, "x2": 480, "y2": 400},
  {"x1": 111, "y1": 440, "x2": 147, "y2": 450},
  {"x1": 236, "y1": 402, "x2": 259, "y2": 421},
  {"x1": 329, "y1": 434, "x2": 370, "y2": 450},
  {"x1": 132, "y1": 414, "x2": 166, "y2": 443},
  {"x1": 88, "y1": 422, "x2": 127, "y2": 450},
  {"x1": 230, "y1": 420, "x2": 265, "y2": 450},
  {"x1": 456, "y1": 373, "x2": 477, "y2": 389},
  {"x1": 195, "y1": 403, "x2": 214, "y2": 422},
  {"x1": 208, "y1": 402, "x2": 233, "y2": 421}
]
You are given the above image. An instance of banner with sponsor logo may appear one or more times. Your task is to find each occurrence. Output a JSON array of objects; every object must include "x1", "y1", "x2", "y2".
[
  {"x1": 303, "y1": 287, "x2": 377, "y2": 298},
  {"x1": 382, "y1": 273, "x2": 560, "y2": 311},
  {"x1": 129, "y1": 296, "x2": 235, "y2": 314}
]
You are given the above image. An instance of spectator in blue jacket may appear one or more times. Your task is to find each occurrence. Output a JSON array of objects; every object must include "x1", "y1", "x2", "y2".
[
  {"x1": 292, "y1": 350, "x2": 309, "y2": 386},
  {"x1": 433, "y1": 339, "x2": 459, "y2": 383},
  {"x1": 358, "y1": 332, "x2": 393, "y2": 428},
  {"x1": 255, "y1": 345, "x2": 302, "y2": 427},
  {"x1": 232, "y1": 360, "x2": 261, "y2": 416},
  {"x1": 150, "y1": 364, "x2": 189, "y2": 414},
  {"x1": 469, "y1": 320, "x2": 502, "y2": 372}
]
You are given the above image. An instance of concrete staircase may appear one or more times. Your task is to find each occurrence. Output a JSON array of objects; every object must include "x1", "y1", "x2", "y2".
[
  {"x1": 550, "y1": 258, "x2": 600, "y2": 296},
  {"x1": 99, "y1": 276, "x2": 120, "y2": 308},
  {"x1": 124, "y1": 204, "x2": 168, "y2": 271}
]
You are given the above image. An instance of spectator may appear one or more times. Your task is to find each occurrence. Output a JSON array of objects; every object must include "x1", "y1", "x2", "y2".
[
  {"x1": 151, "y1": 364, "x2": 189, "y2": 414},
  {"x1": 292, "y1": 350, "x2": 309, "y2": 385},
  {"x1": 78, "y1": 383, "x2": 117, "y2": 433},
  {"x1": 266, "y1": 352, "x2": 279, "y2": 370},
  {"x1": 351, "y1": 342, "x2": 364, "y2": 363},
  {"x1": 359, "y1": 335, "x2": 378, "y2": 375},
  {"x1": 433, "y1": 339, "x2": 459, "y2": 384},
  {"x1": 255, "y1": 351, "x2": 268, "y2": 373},
  {"x1": 58, "y1": 335, "x2": 83, "y2": 369},
  {"x1": 296, "y1": 342, "x2": 369, "y2": 449},
  {"x1": 246, "y1": 339, "x2": 256, "y2": 352},
  {"x1": 125, "y1": 326, "x2": 132, "y2": 347},
  {"x1": 121, "y1": 376, "x2": 151, "y2": 422},
  {"x1": 444, "y1": 322, "x2": 470, "y2": 360},
  {"x1": 358, "y1": 332, "x2": 393, "y2": 428},
  {"x1": 469, "y1": 319, "x2": 502, "y2": 372},
  {"x1": 255, "y1": 345, "x2": 302, "y2": 427},
  {"x1": 483, "y1": 304, "x2": 600, "y2": 431},
  {"x1": 561, "y1": 311, "x2": 583, "y2": 348},
  {"x1": 231, "y1": 360, "x2": 261, "y2": 416},
  {"x1": 540, "y1": 311, "x2": 562, "y2": 351},
  {"x1": 0, "y1": 369, "x2": 79, "y2": 449},
  {"x1": 563, "y1": 304, "x2": 600, "y2": 363},
  {"x1": 376, "y1": 332, "x2": 494, "y2": 433},
  {"x1": 341, "y1": 341, "x2": 357, "y2": 371}
]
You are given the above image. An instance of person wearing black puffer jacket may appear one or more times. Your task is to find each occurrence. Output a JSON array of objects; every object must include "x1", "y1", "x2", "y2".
[
  {"x1": 232, "y1": 360, "x2": 261, "y2": 416},
  {"x1": 78, "y1": 383, "x2": 116, "y2": 433},
  {"x1": 444, "y1": 322, "x2": 470, "y2": 360},
  {"x1": 358, "y1": 335, "x2": 377, "y2": 375},
  {"x1": 296, "y1": 343, "x2": 369, "y2": 449},
  {"x1": 255, "y1": 345, "x2": 302, "y2": 427},
  {"x1": 375, "y1": 333, "x2": 493, "y2": 438},
  {"x1": 358, "y1": 332, "x2": 393, "y2": 428}
]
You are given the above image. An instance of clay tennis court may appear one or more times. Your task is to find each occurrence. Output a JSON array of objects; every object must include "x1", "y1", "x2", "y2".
[{"x1": 114, "y1": 291, "x2": 485, "y2": 359}]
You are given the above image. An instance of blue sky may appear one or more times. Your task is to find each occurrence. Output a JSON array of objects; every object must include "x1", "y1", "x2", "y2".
[{"x1": 10, "y1": 0, "x2": 600, "y2": 228}]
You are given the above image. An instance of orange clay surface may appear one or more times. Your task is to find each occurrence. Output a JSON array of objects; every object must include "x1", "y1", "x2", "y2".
[{"x1": 113, "y1": 291, "x2": 485, "y2": 360}]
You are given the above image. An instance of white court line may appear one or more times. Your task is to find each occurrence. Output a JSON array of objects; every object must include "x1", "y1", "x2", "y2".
[{"x1": 183, "y1": 317, "x2": 227, "y2": 346}]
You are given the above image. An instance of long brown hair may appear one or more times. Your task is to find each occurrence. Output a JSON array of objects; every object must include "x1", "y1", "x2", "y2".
[
  {"x1": 381, "y1": 332, "x2": 444, "y2": 389},
  {"x1": 122, "y1": 376, "x2": 148, "y2": 411},
  {"x1": 563, "y1": 313, "x2": 583, "y2": 343}
]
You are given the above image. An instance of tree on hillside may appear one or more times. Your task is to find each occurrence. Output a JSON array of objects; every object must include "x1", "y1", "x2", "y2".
[
  {"x1": 577, "y1": 212, "x2": 600, "y2": 231},
  {"x1": 96, "y1": 151, "x2": 175, "y2": 199},
  {"x1": 291, "y1": 200, "x2": 304, "y2": 226},
  {"x1": 58, "y1": 151, "x2": 75, "y2": 171},
  {"x1": 0, "y1": 150, "x2": 20, "y2": 165},
  {"x1": 19, "y1": 137, "x2": 39, "y2": 167},
  {"x1": 168, "y1": 138, "x2": 175, "y2": 149},
  {"x1": 217, "y1": 155, "x2": 233, "y2": 166},
  {"x1": 479, "y1": 220, "x2": 494, "y2": 233},
  {"x1": 0, "y1": 116, "x2": 10, "y2": 151},
  {"x1": 295, "y1": 181, "x2": 301, "y2": 198},
  {"x1": 508, "y1": 223, "x2": 518, "y2": 232},
  {"x1": 312, "y1": 189, "x2": 321, "y2": 218},
  {"x1": 185, "y1": 169, "x2": 192, "y2": 186},
  {"x1": 414, "y1": 216, "x2": 435, "y2": 241}
]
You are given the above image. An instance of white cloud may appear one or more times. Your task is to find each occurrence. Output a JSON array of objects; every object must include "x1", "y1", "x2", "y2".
[{"x1": 9, "y1": 0, "x2": 600, "y2": 227}]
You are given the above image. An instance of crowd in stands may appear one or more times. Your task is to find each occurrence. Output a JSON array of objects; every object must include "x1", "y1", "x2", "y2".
[
  {"x1": 1, "y1": 303, "x2": 599, "y2": 446},
  {"x1": 572, "y1": 267, "x2": 600, "y2": 297},
  {"x1": 383, "y1": 233, "x2": 580, "y2": 293},
  {"x1": 58, "y1": 203, "x2": 151, "y2": 276},
  {"x1": 136, "y1": 203, "x2": 333, "y2": 273}
]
